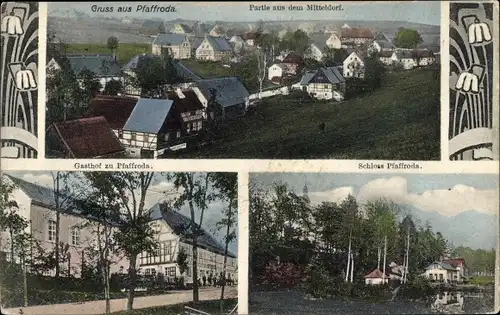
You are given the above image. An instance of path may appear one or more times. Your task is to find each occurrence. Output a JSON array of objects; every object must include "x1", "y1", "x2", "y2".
[{"x1": 3, "y1": 287, "x2": 237, "y2": 315}]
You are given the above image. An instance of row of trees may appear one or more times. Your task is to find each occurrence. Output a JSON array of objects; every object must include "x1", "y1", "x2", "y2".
[
  {"x1": 0, "y1": 172, "x2": 237, "y2": 313},
  {"x1": 250, "y1": 181, "x2": 454, "y2": 292}
]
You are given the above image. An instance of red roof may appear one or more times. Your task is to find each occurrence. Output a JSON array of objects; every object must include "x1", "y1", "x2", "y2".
[
  {"x1": 51, "y1": 116, "x2": 123, "y2": 158},
  {"x1": 282, "y1": 52, "x2": 304, "y2": 65},
  {"x1": 243, "y1": 32, "x2": 260, "y2": 40},
  {"x1": 379, "y1": 50, "x2": 394, "y2": 58},
  {"x1": 442, "y1": 258, "x2": 466, "y2": 268},
  {"x1": 364, "y1": 268, "x2": 390, "y2": 279},
  {"x1": 341, "y1": 27, "x2": 375, "y2": 39},
  {"x1": 87, "y1": 95, "x2": 138, "y2": 130}
]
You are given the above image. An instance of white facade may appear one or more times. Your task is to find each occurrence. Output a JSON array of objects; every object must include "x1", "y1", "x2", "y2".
[
  {"x1": 305, "y1": 44, "x2": 324, "y2": 61},
  {"x1": 304, "y1": 84, "x2": 344, "y2": 101},
  {"x1": 326, "y1": 33, "x2": 341, "y2": 49},
  {"x1": 195, "y1": 38, "x2": 232, "y2": 61},
  {"x1": 424, "y1": 262, "x2": 459, "y2": 283},
  {"x1": 268, "y1": 64, "x2": 284, "y2": 80},
  {"x1": 152, "y1": 40, "x2": 191, "y2": 59},
  {"x1": 365, "y1": 277, "x2": 389, "y2": 285},
  {"x1": 343, "y1": 52, "x2": 365, "y2": 78}
]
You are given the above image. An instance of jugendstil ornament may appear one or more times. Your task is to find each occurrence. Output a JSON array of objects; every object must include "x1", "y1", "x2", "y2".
[
  {"x1": 449, "y1": 3, "x2": 496, "y2": 161},
  {"x1": 1, "y1": 2, "x2": 38, "y2": 159}
]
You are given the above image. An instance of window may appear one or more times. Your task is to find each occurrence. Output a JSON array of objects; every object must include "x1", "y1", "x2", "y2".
[
  {"x1": 151, "y1": 268, "x2": 156, "y2": 277},
  {"x1": 118, "y1": 130, "x2": 123, "y2": 138},
  {"x1": 176, "y1": 130, "x2": 181, "y2": 138},
  {"x1": 71, "y1": 227, "x2": 80, "y2": 246},
  {"x1": 165, "y1": 132, "x2": 170, "y2": 141},
  {"x1": 48, "y1": 220, "x2": 56, "y2": 242},
  {"x1": 130, "y1": 132, "x2": 136, "y2": 141},
  {"x1": 145, "y1": 269, "x2": 151, "y2": 276},
  {"x1": 169, "y1": 267, "x2": 176, "y2": 276},
  {"x1": 144, "y1": 134, "x2": 149, "y2": 143}
]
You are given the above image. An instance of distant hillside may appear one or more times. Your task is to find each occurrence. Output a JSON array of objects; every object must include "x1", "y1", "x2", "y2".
[{"x1": 403, "y1": 207, "x2": 497, "y2": 250}]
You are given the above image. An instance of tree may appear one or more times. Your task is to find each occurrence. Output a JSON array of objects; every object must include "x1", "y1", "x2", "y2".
[
  {"x1": 107, "y1": 36, "x2": 119, "y2": 61},
  {"x1": 256, "y1": 47, "x2": 270, "y2": 99},
  {"x1": 83, "y1": 172, "x2": 158, "y2": 311},
  {"x1": 176, "y1": 246, "x2": 189, "y2": 281},
  {"x1": 169, "y1": 173, "x2": 215, "y2": 302},
  {"x1": 104, "y1": 79, "x2": 123, "y2": 95},
  {"x1": 211, "y1": 173, "x2": 238, "y2": 313},
  {"x1": 394, "y1": 28, "x2": 423, "y2": 49},
  {"x1": 134, "y1": 50, "x2": 181, "y2": 97}
]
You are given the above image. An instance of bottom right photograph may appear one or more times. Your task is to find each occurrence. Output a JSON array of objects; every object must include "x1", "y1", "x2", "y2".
[{"x1": 248, "y1": 173, "x2": 499, "y2": 314}]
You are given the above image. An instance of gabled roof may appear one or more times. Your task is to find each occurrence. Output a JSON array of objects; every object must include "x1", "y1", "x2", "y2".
[
  {"x1": 341, "y1": 27, "x2": 375, "y2": 39},
  {"x1": 204, "y1": 36, "x2": 233, "y2": 52},
  {"x1": 282, "y1": 52, "x2": 304, "y2": 64},
  {"x1": 300, "y1": 67, "x2": 345, "y2": 85},
  {"x1": 426, "y1": 261, "x2": 457, "y2": 271},
  {"x1": 50, "y1": 116, "x2": 124, "y2": 158},
  {"x1": 194, "y1": 77, "x2": 249, "y2": 108},
  {"x1": 88, "y1": 96, "x2": 139, "y2": 130},
  {"x1": 172, "y1": 23, "x2": 192, "y2": 33},
  {"x1": 374, "y1": 32, "x2": 390, "y2": 41},
  {"x1": 373, "y1": 40, "x2": 395, "y2": 50},
  {"x1": 442, "y1": 258, "x2": 467, "y2": 268},
  {"x1": 4, "y1": 175, "x2": 123, "y2": 227},
  {"x1": 123, "y1": 54, "x2": 159, "y2": 72},
  {"x1": 345, "y1": 51, "x2": 366, "y2": 63},
  {"x1": 243, "y1": 32, "x2": 260, "y2": 40},
  {"x1": 308, "y1": 34, "x2": 330, "y2": 51},
  {"x1": 379, "y1": 50, "x2": 394, "y2": 58},
  {"x1": 395, "y1": 49, "x2": 414, "y2": 59},
  {"x1": 365, "y1": 268, "x2": 390, "y2": 279},
  {"x1": 141, "y1": 20, "x2": 164, "y2": 29},
  {"x1": 123, "y1": 98, "x2": 174, "y2": 134},
  {"x1": 167, "y1": 90, "x2": 204, "y2": 113},
  {"x1": 149, "y1": 202, "x2": 237, "y2": 258},
  {"x1": 413, "y1": 49, "x2": 435, "y2": 58},
  {"x1": 190, "y1": 37, "x2": 205, "y2": 50},
  {"x1": 66, "y1": 54, "x2": 122, "y2": 77},
  {"x1": 152, "y1": 33, "x2": 189, "y2": 46}
]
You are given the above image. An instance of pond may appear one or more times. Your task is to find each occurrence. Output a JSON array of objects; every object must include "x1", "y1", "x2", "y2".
[{"x1": 249, "y1": 290, "x2": 495, "y2": 314}]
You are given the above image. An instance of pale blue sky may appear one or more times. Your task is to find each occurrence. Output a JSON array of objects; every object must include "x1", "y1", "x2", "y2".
[{"x1": 48, "y1": 1, "x2": 441, "y2": 25}]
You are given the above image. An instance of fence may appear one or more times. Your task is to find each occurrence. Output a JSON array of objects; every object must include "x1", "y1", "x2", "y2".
[{"x1": 249, "y1": 86, "x2": 290, "y2": 100}]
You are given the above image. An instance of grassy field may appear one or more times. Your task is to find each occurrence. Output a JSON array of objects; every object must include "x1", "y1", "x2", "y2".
[
  {"x1": 65, "y1": 43, "x2": 150, "y2": 65},
  {"x1": 181, "y1": 59, "x2": 234, "y2": 79},
  {"x1": 109, "y1": 298, "x2": 238, "y2": 315},
  {"x1": 177, "y1": 68, "x2": 440, "y2": 160},
  {"x1": 468, "y1": 276, "x2": 495, "y2": 285}
]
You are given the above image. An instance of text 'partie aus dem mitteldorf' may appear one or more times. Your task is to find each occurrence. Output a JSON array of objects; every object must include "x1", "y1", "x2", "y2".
[{"x1": 249, "y1": 4, "x2": 343, "y2": 11}]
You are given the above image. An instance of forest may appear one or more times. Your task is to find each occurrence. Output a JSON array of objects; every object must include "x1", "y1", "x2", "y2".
[{"x1": 249, "y1": 180, "x2": 496, "y2": 296}]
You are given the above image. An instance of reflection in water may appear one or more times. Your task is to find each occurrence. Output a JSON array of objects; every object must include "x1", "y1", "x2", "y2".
[{"x1": 430, "y1": 291, "x2": 493, "y2": 314}]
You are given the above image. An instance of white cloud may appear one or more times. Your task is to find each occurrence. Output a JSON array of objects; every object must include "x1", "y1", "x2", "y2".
[
  {"x1": 309, "y1": 186, "x2": 355, "y2": 205},
  {"x1": 311, "y1": 176, "x2": 498, "y2": 217}
]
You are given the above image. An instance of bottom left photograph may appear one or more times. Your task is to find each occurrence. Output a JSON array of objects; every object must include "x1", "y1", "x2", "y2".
[{"x1": 0, "y1": 171, "x2": 239, "y2": 315}]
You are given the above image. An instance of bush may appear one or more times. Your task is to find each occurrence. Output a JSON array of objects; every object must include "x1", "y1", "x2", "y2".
[
  {"x1": 260, "y1": 261, "x2": 303, "y2": 289},
  {"x1": 398, "y1": 275, "x2": 436, "y2": 300},
  {"x1": 300, "y1": 254, "x2": 344, "y2": 298}
]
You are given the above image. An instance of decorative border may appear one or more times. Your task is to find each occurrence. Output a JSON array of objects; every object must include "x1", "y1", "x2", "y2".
[
  {"x1": 0, "y1": 2, "x2": 38, "y2": 159},
  {"x1": 449, "y1": 2, "x2": 496, "y2": 161}
]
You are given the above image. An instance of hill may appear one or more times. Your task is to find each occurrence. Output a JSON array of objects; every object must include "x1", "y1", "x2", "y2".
[{"x1": 174, "y1": 68, "x2": 440, "y2": 160}]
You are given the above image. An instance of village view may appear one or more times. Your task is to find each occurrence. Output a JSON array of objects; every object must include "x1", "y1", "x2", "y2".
[
  {"x1": 45, "y1": 3, "x2": 440, "y2": 160},
  {"x1": 249, "y1": 173, "x2": 497, "y2": 314},
  {"x1": 0, "y1": 172, "x2": 239, "y2": 315}
]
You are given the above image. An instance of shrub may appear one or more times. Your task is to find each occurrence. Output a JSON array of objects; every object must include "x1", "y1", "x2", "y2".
[
  {"x1": 260, "y1": 261, "x2": 303, "y2": 289},
  {"x1": 398, "y1": 275, "x2": 436, "y2": 300}
]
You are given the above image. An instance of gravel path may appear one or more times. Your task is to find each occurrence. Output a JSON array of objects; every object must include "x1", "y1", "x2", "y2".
[{"x1": 3, "y1": 287, "x2": 237, "y2": 315}]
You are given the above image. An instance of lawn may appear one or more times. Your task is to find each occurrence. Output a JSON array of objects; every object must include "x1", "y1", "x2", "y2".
[
  {"x1": 108, "y1": 298, "x2": 238, "y2": 315},
  {"x1": 65, "y1": 43, "x2": 150, "y2": 66},
  {"x1": 181, "y1": 59, "x2": 233, "y2": 79},
  {"x1": 468, "y1": 276, "x2": 495, "y2": 286},
  {"x1": 176, "y1": 68, "x2": 440, "y2": 160}
]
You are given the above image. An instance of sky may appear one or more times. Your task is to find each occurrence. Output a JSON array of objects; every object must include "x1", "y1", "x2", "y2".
[
  {"x1": 251, "y1": 173, "x2": 499, "y2": 250},
  {"x1": 48, "y1": 1, "x2": 441, "y2": 25},
  {"x1": 4, "y1": 171, "x2": 238, "y2": 254}
]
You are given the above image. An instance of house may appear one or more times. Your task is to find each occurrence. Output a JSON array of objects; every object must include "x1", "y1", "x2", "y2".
[
  {"x1": 413, "y1": 49, "x2": 436, "y2": 66},
  {"x1": 120, "y1": 98, "x2": 183, "y2": 158},
  {"x1": 170, "y1": 23, "x2": 193, "y2": 35},
  {"x1": 424, "y1": 261, "x2": 460, "y2": 283},
  {"x1": 378, "y1": 50, "x2": 394, "y2": 66},
  {"x1": 139, "y1": 201, "x2": 237, "y2": 285},
  {"x1": 369, "y1": 40, "x2": 395, "y2": 53},
  {"x1": 268, "y1": 63, "x2": 290, "y2": 82},
  {"x1": 340, "y1": 27, "x2": 375, "y2": 47},
  {"x1": 139, "y1": 20, "x2": 166, "y2": 36},
  {"x1": 191, "y1": 77, "x2": 250, "y2": 120},
  {"x1": 374, "y1": 32, "x2": 391, "y2": 42},
  {"x1": 66, "y1": 54, "x2": 124, "y2": 91},
  {"x1": 441, "y1": 258, "x2": 468, "y2": 280},
  {"x1": 167, "y1": 89, "x2": 206, "y2": 136},
  {"x1": 282, "y1": 52, "x2": 305, "y2": 67},
  {"x1": 343, "y1": 51, "x2": 365, "y2": 79},
  {"x1": 304, "y1": 34, "x2": 331, "y2": 61},
  {"x1": 1, "y1": 174, "x2": 128, "y2": 277},
  {"x1": 209, "y1": 24, "x2": 226, "y2": 37},
  {"x1": 364, "y1": 268, "x2": 390, "y2": 285},
  {"x1": 189, "y1": 36, "x2": 205, "y2": 56},
  {"x1": 229, "y1": 35, "x2": 245, "y2": 54},
  {"x1": 45, "y1": 116, "x2": 125, "y2": 159},
  {"x1": 296, "y1": 66, "x2": 345, "y2": 101},
  {"x1": 391, "y1": 50, "x2": 417, "y2": 70},
  {"x1": 325, "y1": 32, "x2": 342, "y2": 49},
  {"x1": 195, "y1": 36, "x2": 233, "y2": 61},
  {"x1": 242, "y1": 32, "x2": 260, "y2": 46},
  {"x1": 87, "y1": 95, "x2": 139, "y2": 137},
  {"x1": 151, "y1": 33, "x2": 191, "y2": 59}
]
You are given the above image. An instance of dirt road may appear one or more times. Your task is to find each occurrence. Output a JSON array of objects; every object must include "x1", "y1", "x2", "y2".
[{"x1": 3, "y1": 287, "x2": 237, "y2": 315}]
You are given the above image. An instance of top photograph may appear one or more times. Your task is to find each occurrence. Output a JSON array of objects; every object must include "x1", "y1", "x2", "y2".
[{"x1": 44, "y1": 1, "x2": 441, "y2": 160}]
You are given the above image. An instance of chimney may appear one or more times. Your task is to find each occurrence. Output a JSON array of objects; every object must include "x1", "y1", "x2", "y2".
[{"x1": 175, "y1": 88, "x2": 185, "y2": 99}]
